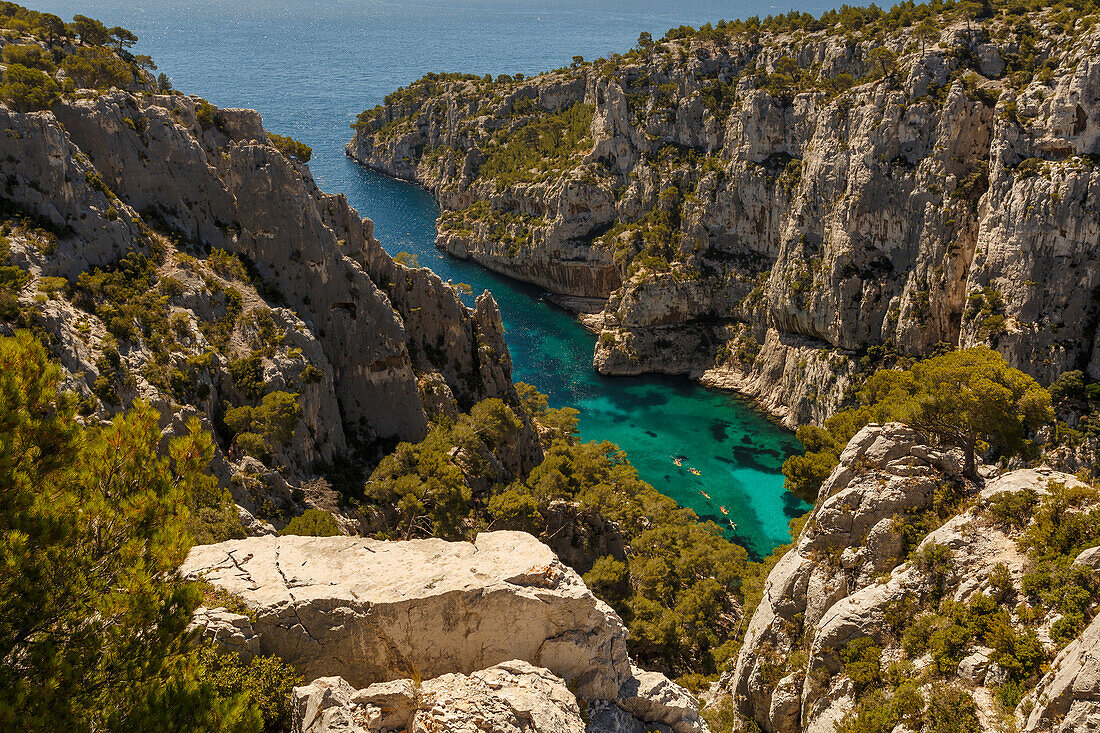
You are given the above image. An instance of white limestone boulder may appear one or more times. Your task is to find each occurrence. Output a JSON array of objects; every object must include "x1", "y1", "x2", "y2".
[{"x1": 181, "y1": 531, "x2": 630, "y2": 700}]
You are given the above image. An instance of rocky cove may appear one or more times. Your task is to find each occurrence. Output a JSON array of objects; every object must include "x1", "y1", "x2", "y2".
[
  {"x1": 5, "y1": 1, "x2": 1100, "y2": 732},
  {"x1": 32, "y1": 0, "x2": 817, "y2": 558}
]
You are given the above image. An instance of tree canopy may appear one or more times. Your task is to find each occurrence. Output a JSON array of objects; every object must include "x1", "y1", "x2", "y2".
[
  {"x1": 784, "y1": 348, "x2": 1053, "y2": 501},
  {"x1": 0, "y1": 331, "x2": 258, "y2": 731}
]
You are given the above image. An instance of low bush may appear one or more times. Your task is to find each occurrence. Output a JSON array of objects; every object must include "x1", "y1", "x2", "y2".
[
  {"x1": 196, "y1": 647, "x2": 301, "y2": 732},
  {"x1": 268, "y1": 133, "x2": 311, "y2": 163},
  {"x1": 278, "y1": 509, "x2": 341, "y2": 537},
  {"x1": 61, "y1": 46, "x2": 130, "y2": 89},
  {"x1": 0, "y1": 63, "x2": 59, "y2": 111}
]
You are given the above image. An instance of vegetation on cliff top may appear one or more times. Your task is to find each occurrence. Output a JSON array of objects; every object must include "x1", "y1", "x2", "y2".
[
  {"x1": 783, "y1": 347, "x2": 1054, "y2": 502},
  {"x1": 0, "y1": 5, "x2": 158, "y2": 111}
]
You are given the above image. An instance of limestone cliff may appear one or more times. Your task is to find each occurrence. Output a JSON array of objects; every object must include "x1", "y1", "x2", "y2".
[
  {"x1": 348, "y1": 8, "x2": 1100, "y2": 428},
  {"x1": 717, "y1": 422, "x2": 1100, "y2": 732},
  {"x1": 0, "y1": 34, "x2": 533, "y2": 527}
]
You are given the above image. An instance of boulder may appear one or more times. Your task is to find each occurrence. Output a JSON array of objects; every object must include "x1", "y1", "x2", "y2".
[
  {"x1": 292, "y1": 661, "x2": 587, "y2": 733},
  {"x1": 616, "y1": 665, "x2": 706, "y2": 733},
  {"x1": 958, "y1": 648, "x2": 993, "y2": 685},
  {"x1": 181, "y1": 531, "x2": 630, "y2": 700},
  {"x1": 1074, "y1": 546, "x2": 1100, "y2": 572},
  {"x1": 188, "y1": 606, "x2": 260, "y2": 662}
]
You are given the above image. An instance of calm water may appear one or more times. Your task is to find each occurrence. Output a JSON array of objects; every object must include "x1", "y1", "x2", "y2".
[{"x1": 37, "y1": 0, "x2": 820, "y2": 556}]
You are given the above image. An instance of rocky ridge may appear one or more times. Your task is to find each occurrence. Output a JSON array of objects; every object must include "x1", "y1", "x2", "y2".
[
  {"x1": 184, "y1": 530, "x2": 707, "y2": 733},
  {"x1": 0, "y1": 32, "x2": 537, "y2": 527},
  {"x1": 349, "y1": 8, "x2": 1100, "y2": 428},
  {"x1": 719, "y1": 421, "x2": 1100, "y2": 732}
]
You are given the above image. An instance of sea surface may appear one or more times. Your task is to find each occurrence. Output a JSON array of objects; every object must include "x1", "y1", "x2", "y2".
[{"x1": 36, "y1": 0, "x2": 825, "y2": 557}]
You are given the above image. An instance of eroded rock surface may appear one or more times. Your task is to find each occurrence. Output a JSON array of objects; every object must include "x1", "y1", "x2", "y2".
[
  {"x1": 349, "y1": 14, "x2": 1100, "y2": 429},
  {"x1": 181, "y1": 531, "x2": 629, "y2": 699},
  {"x1": 184, "y1": 531, "x2": 706, "y2": 732},
  {"x1": 292, "y1": 661, "x2": 586, "y2": 733},
  {"x1": 720, "y1": 422, "x2": 1088, "y2": 732},
  {"x1": 1020, "y1": 613, "x2": 1100, "y2": 733}
]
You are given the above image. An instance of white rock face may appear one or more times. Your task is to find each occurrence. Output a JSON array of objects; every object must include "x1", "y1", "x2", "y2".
[
  {"x1": 720, "y1": 422, "x2": 1086, "y2": 732},
  {"x1": 188, "y1": 606, "x2": 260, "y2": 662},
  {"x1": 616, "y1": 665, "x2": 706, "y2": 733},
  {"x1": 293, "y1": 661, "x2": 700, "y2": 733},
  {"x1": 348, "y1": 17, "x2": 1100, "y2": 429},
  {"x1": 186, "y1": 531, "x2": 707, "y2": 732},
  {"x1": 1020, "y1": 613, "x2": 1100, "y2": 733},
  {"x1": 181, "y1": 531, "x2": 630, "y2": 700}
]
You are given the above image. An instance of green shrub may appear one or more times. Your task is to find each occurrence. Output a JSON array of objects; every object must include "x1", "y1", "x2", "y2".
[
  {"x1": 582, "y1": 556, "x2": 631, "y2": 615},
  {"x1": 917, "y1": 542, "x2": 955, "y2": 599},
  {"x1": 1, "y1": 43, "x2": 54, "y2": 71},
  {"x1": 224, "y1": 392, "x2": 301, "y2": 454},
  {"x1": 486, "y1": 487, "x2": 541, "y2": 533},
  {"x1": 0, "y1": 261, "x2": 29, "y2": 320},
  {"x1": 210, "y1": 248, "x2": 250, "y2": 281},
  {"x1": 196, "y1": 99, "x2": 219, "y2": 129},
  {"x1": 994, "y1": 681, "x2": 1023, "y2": 708},
  {"x1": 92, "y1": 345, "x2": 135, "y2": 405},
  {"x1": 254, "y1": 391, "x2": 301, "y2": 445},
  {"x1": 924, "y1": 684, "x2": 981, "y2": 733},
  {"x1": 0, "y1": 63, "x2": 60, "y2": 111},
  {"x1": 224, "y1": 405, "x2": 255, "y2": 437},
  {"x1": 986, "y1": 488, "x2": 1039, "y2": 529},
  {"x1": 268, "y1": 133, "x2": 312, "y2": 163},
  {"x1": 299, "y1": 364, "x2": 323, "y2": 385},
  {"x1": 278, "y1": 509, "x2": 341, "y2": 537},
  {"x1": 229, "y1": 354, "x2": 265, "y2": 399},
  {"x1": 61, "y1": 46, "x2": 130, "y2": 90},
  {"x1": 196, "y1": 647, "x2": 301, "y2": 732},
  {"x1": 1015, "y1": 157, "x2": 1044, "y2": 178},
  {"x1": 841, "y1": 637, "x2": 882, "y2": 691},
  {"x1": 835, "y1": 682, "x2": 923, "y2": 733},
  {"x1": 235, "y1": 432, "x2": 268, "y2": 460}
]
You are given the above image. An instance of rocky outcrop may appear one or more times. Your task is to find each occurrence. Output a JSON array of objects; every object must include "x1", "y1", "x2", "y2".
[
  {"x1": 719, "y1": 422, "x2": 1091, "y2": 732},
  {"x1": 349, "y1": 12, "x2": 1100, "y2": 427},
  {"x1": 180, "y1": 530, "x2": 629, "y2": 698},
  {"x1": 183, "y1": 531, "x2": 706, "y2": 733},
  {"x1": 188, "y1": 606, "x2": 260, "y2": 663}
]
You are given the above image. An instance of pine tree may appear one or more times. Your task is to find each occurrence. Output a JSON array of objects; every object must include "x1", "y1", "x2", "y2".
[{"x1": 0, "y1": 331, "x2": 259, "y2": 731}]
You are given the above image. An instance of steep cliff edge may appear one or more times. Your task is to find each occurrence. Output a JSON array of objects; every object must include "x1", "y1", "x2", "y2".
[
  {"x1": 0, "y1": 32, "x2": 536, "y2": 526},
  {"x1": 348, "y1": 6, "x2": 1100, "y2": 427}
]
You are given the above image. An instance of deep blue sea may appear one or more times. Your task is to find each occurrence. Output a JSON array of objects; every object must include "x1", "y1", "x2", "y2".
[{"x1": 36, "y1": 0, "x2": 824, "y2": 557}]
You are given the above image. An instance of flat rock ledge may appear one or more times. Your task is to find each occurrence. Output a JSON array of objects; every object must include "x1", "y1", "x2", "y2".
[{"x1": 182, "y1": 531, "x2": 706, "y2": 733}]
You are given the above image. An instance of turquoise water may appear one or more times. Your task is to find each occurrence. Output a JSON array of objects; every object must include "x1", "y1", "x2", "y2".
[{"x1": 36, "y1": 0, "x2": 816, "y2": 556}]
